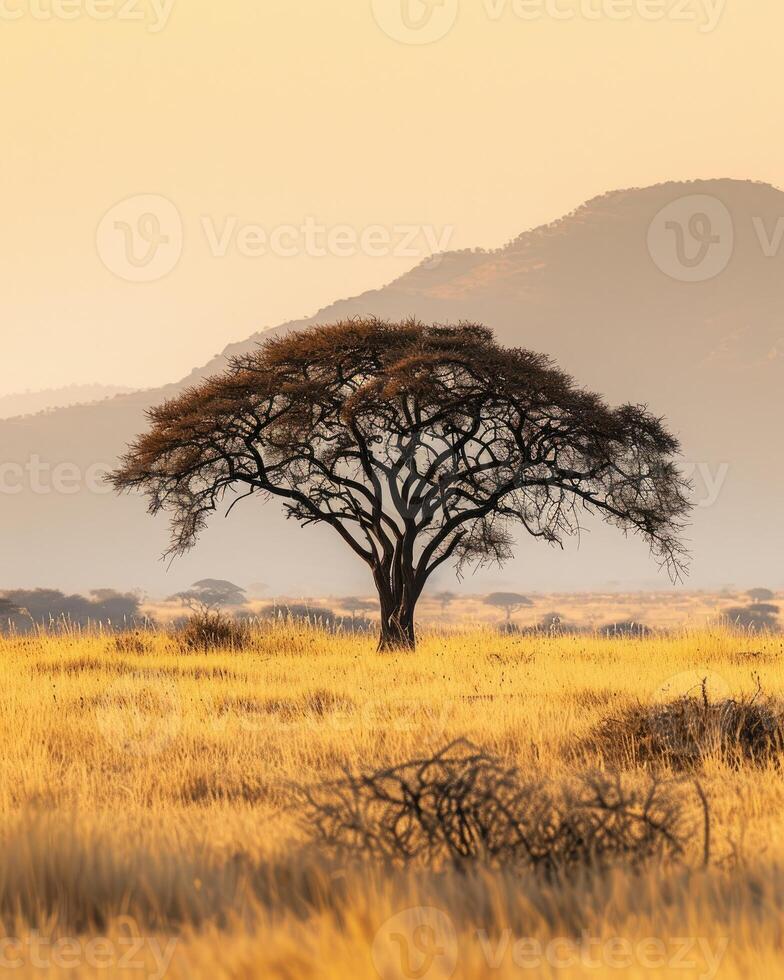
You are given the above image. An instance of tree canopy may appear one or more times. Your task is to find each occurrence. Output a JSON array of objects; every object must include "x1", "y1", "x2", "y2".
[
  {"x1": 484, "y1": 592, "x2": 533, "y2": 623},
  {"x1": 171, "y1": 579, "x2": 247, "y2": 612},
  {"x1": 112, "y1": 318, "x2": 691, "y2": 649}
]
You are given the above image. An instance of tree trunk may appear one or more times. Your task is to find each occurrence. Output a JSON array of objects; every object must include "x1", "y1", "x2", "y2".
[{"x1": 375, "y1": 568, "x2": 419, "y2": 651}]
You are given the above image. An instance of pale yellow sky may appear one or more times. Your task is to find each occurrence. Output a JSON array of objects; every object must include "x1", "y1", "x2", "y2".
[{"x1": 2, "y1": 0, "x2": 782, "y2": 394}]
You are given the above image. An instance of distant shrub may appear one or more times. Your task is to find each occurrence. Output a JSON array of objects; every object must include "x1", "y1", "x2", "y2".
[
  {"x1": 297, "y1": 740, "x2": 703, "y2": 874},
  {"x1": 600, "y1": 621, "x2": 652, "y2": 638},
  {"x1": 538, "y1": 611, "x2": 565, "y2": 632},
  {"x1": 258, "y1": 602, "x2": 373, "y2": 635},
  {"x1": 176, "y1": 611, "x2": 251, "y2": 652},
  {"x1": 261, "y1": 603, "x2": 337, "y2": 628},
  {"x1": 0, "y1": 588, "x2": 142, "y2": 634},
  {"x1": 722, "y1": 603, "x2": 780, "y2": 633},
  {"x1": 588, "y1": 684, "x2": 784, "y2": 769},
  {"x1": 0, "y1": 597, "x2": 18, "y2": 619},
  {"x1": 523, "y1": 611, "x2": 575, "y2": 635}
]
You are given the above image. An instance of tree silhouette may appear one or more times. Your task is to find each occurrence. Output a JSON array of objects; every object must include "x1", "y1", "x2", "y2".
[
  {"x1": 747, "y1": 587, "x2": 775, "y2": 602},
  {"x1": 172, "y1": 579, "x2": 246, "y2": 613},
  {"x1": 342, "y1": 596, "x2": 378, "y2": 620},
  {"x1": 112, "y1": 318, "x2": 691, "y2": 650},
  {"x1": 484, "y1": 591, "x2": 533, "y2": 625},
  {"x1": 434, "y1": 590, "x2": 459, "y2": 616}
]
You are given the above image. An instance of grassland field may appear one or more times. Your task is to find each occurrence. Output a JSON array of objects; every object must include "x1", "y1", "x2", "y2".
[{"x1": 0, "y1": 622, "x2": 782, "y2": 978}]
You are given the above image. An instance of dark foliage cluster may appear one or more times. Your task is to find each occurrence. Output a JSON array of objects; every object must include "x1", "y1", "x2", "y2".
[
  {"x1": 171, "y1": 579, "x2": 247, "y2": 612},
  {"x1": 747, "y1": 588, "x2": 775, "y2": 602},
  {"x1": 722, "y1": 602, "x2": 780, "y2": 633},
  {"x1": 0, "y1": 588, "x2": 142, "y2": 633},
  {"x1": 504, "y1": 614, "x2": 651, "y2": 637},
  {"x1": 175, "y1": 610, "x2": 252, "y2": 652},
  {"x1": 257, "y1": 603, "x2": 375, "y2": 635},
  {"x1": 599, "y1": 620, "x2": 653, "y2": 638},
  {"x1": 589, "y1": 683, "x2": 784, "y2": 769},
  {"x1": 297, "y1": 740, "x2": 702, "y2": 875}
]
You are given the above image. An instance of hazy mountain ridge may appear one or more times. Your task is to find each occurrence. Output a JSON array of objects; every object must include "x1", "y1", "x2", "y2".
[
  {"x1": 0, "y1": 384, "x2": 138, "y2": 421},
  {"x1": 1, "y1": 179, "x2": 782, "y2": 593}
]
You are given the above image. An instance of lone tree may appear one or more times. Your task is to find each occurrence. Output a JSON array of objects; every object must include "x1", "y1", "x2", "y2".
[
  {"x1": 747, "y1": 587, "x2": 775, "y2": 602},
  {"x1": 484, "y1": 591, "x2": 533, "y2": 625},
  {"x1": 111, "y1": 319, "x2": 691, "y2": 650},
  {"x1": 434, "y1": 590, "x2": 459, "y2": 616},
  {"x1": 342, "y1": 596, "x2": 378, "y2": 621},
  {"x1": 172, "y1": 578, "x2": 246, "y2": 613}
]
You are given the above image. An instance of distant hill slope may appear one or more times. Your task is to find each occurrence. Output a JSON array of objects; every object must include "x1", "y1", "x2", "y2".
[
  {"x1": 2, "y1": 179, "x2": 781, "y2": 594},
  {"x1": 0, "y1": 385, "x2": 137, "y2": 420}
]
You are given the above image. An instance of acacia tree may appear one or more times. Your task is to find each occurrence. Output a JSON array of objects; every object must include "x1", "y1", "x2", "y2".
[
  {"x1": 484, "y1": 592, "x2": 533, "y2": 625},
  {"x1": 342, "y1": 596, "x2": 378, "y2": 621},
  {"x1": 434, "y1": 590, "x2": 458, "y2": 616},
  {"x1": 172, "y1": 578, "x2": 246, "y2": 613},
  {"x1": 111, "y1": 318, "x2": 691, "y2": 650},
  {"x1": 747, "y1": 588, "x2": 775, "y2": 602}
]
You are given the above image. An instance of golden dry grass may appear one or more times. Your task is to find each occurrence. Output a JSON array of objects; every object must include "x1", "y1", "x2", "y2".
[{"x1": 0, "y1": 623, "x2": 782, "y2": 977}]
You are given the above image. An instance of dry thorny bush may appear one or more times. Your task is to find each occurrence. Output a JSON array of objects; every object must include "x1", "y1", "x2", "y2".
[
  {"x1": 175, "y1": 611, "x2": 252, "y2": 652},
  {"x1": 588, "y1": 679, "x2": 784, "y2": 770},
  {"x1": 296, "y1": 740, "x2": 709, "y2": 876}
]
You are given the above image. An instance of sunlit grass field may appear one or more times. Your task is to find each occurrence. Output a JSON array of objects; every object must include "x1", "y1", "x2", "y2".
[{"x1": 0, "y1": 624, "x2": 782, "y2": 977}]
